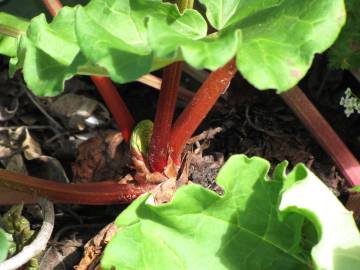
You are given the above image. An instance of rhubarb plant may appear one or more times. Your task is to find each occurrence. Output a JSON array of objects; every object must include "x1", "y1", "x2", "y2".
[
  {"x1": 0, "y1": 1, "x2": 358, "y2": 268},
  {"x1": 102, "y1": 155, "x2": 360, "y2": 270},
  {"x1": 0, "y1": 1, "x2": 349, "y2": 195}
]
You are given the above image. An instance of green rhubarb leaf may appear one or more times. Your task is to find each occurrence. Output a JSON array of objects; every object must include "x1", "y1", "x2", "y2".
[
  {"x1": 234, "y1": 0, "x2": 346, "y2": 92},
  {"x1": 201, "y1": 0, "x2": 346, "y2": 92},
  {"x1": 102, "y1": 155, "x2": 309, "y2": 269},
  {"x1": 149, "y1": 0, "x2": 345, "y2": 91},
  {"x1": 11, "y1": 7, "x2": 87, "y2": 96},
  {"x1": 280, "y1": 164, "x2": 360, "y2": 269},
  {"x1": 102, "y1": 155, "x2": 360, "y2": 270},
  {"x1": 328, "y1": 0, "x2": 360, "y2": 70},
  {"x1": 147, "y1": 12, "x2": 241, "y2": 70},
  {"x1": 0, "y1": 12, "x2": 28, "y2": 57},
  {"x1": 74, "y1": 0, "x2": 208, "y2": 83},
  {"x1": 0, "y1": 0, "x2": 347, "y2": 95},
  {"x1": 0, "y1": 228, "x2": 8, "y2": 262}
]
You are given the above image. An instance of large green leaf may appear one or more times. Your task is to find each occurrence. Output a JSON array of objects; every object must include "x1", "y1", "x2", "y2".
[
  {"x1": 101, "y1": 155, "x2": 360, "y2": 270},
  {"x1": 0, "y1": 0, "x2": 347, "y2": 95},
  {"x1": 198, "y1": 0, "x2": 346, "y2": 92},
  {"x1": 147, "y1": 12, "x2": 241, "y2": 70},
  {"x1": 280, "y1": 164, "x2": 360, "y2": 269},
  {"x1": 74, "y1": 0, "x2": 210, "y2": 83},
  {"x1": 0, "y1": 228, "x2": 8, "y2": 262},
  {"x1": 11, "y1": 7, "x2": 87, "y2": 96}
]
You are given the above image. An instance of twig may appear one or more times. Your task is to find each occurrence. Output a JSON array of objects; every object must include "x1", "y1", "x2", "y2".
[
  {"x1": 21, "y1": 86, "x2": 63, "y2": 131},
  {"x1": 137, "y1": 74, "x2": 224, "y2": 110},
  {"x1": 53, "y1": 223, "x2": 106, "y2": 242},
  {"x1": 138, "y1": 74, "x2": 194, "y2": 104},
  {"x1": 186, "y1": 127, "x2": 223, "y2": 145},
  {"x1": 0, "y1": 125, "x2": 56, "y2": 132},
  {"x1": 0, "y1": 198, "x2": 54, "y2": 270}
]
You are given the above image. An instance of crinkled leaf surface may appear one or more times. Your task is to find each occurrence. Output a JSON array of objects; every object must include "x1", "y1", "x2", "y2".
[
  {"x1": 206, "y1": 0, "x2": 345, "y2": 92},
  {"x1": 12, "y1": 7, "x2": 87, "y2": 96},
  {"x1": 102, "y1": 155, "x2": 360, "y2": 270},
  {"x1": 153, "y1": 0, "x2": 346, "y2": 91},
  {"x1": 75, "y1": 0, "x2": 212, "y2": 82},
  {"x1": 147, "y1": 13, "x2": 241, "y2": 70},
  {"x1": 280, "y1": 164, "x2": 360, "y2": 270},
  {"x1": 0, "y1": 228, "x2": 8, "y2": 262}
]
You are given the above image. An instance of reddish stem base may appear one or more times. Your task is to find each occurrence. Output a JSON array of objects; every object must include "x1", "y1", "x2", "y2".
[
  {"x1": 91, "y1": 76, "x2": 135, "y2": 142},
  {"x1": 148, "y1": 62, "x2": 183, "y2": 172},
  {"x1": 0, "y1": 170, "x2": 156, "y2": 204}
]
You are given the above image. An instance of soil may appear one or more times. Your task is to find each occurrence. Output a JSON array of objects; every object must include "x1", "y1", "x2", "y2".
[{"x1": 0, "y1": 53, "x2": 359, "y2": 268}]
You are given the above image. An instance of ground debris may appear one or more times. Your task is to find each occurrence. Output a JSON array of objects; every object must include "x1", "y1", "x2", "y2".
[{"x1": 72, "y1": 131, "x2": 131, "y2": 183}]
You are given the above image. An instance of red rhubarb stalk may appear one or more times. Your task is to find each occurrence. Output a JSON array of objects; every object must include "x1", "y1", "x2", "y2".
[
  {"x1": 0, "y1": 169, "x2": 155, "y2": 204},
  {"x1": 170, "y1": 59, "x2": 237, "y2": 163},
  {"x1": 42, "y1": 0, "x2": 135, "y2": 142},
  {"x1": 91, "y1": 76, "x2": 135, "y2": 142},
  {"x1": 148, "y1": 62, "x2": 183, "y2": 172},
  {"x1": 42, "y1": 0, "x2": 63, "y2": 16},
  {"x1": 281, "y1": 87, "x2": 360, "y2": 186}
]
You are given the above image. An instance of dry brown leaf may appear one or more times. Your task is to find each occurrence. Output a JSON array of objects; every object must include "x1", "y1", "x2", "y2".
[
  {"x1": 22, "y1": 128, "x2": 42, "y2": 160},
  {"x1": 49, "y1": 93, "x2": 110, "y2": 130},
  {"x1": 40, "y1": 238, "x2": 84, "y2": 270},
  {"x1": 72, "y1": 131, "x2": 130, "y2": 183},
  {"x1": 152, "y1": 178, "x2": 177, "y2": 205},
  {"x1": 50, "y1": 94, "x2": 98, "y2": 118},
  {"x1": 76, "y1": 223, "x2": 117, "y2": 270}
]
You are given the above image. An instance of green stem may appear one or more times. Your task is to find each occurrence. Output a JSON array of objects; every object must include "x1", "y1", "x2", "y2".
[
  {"x1": 177, "y1": 0, "x2": 194, "y2": 12},
  {"x1": 0, "y1": 24, "x2": 23, "y2": 38},
  {"x1": 77, "y1": 65, "x2": 109, "y2": 76}
]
